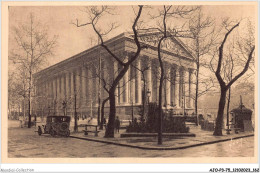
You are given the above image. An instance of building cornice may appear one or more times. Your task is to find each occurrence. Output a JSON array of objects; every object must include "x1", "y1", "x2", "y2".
[{"x1": 34, "y1": 32, "x2": 195, "y2": 80}]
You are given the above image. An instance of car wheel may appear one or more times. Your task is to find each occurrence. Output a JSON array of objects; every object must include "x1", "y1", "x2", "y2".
[
  {"x1": 38, "y1": 126, "x2": 42, "y2": 136},
  {"x1": 60, "y1": 122, "x2": 69, "y2": 131}
]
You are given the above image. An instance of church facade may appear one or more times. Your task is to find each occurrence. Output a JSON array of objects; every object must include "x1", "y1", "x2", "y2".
[{"x1": 33, "y1": 32, "x2": 196, "y2": 119}]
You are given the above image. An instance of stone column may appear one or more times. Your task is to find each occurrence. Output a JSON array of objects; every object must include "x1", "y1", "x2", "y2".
[
  {"x1": 49, "y1": 80, "x2": 52, "y2": 101},
  {"x1": 95, "y1": 71, "x2": 99, "y2": 106},
  {"x1": 135, "y1": 58, "x2": 142, "y2": 104},
  {"x1": 65, "y1": 72, "x2": 70, "y2": 100},
  {"x1": 151, "y1": 60, "x2": 157, "y2": 102},
  {"x1": 91, "y1": 67, "x2": 96, "y2": 106},
  {"x1": 47, "y1": 81, "x2": 50, "y2": 99},
  {"x1": 146, "y1": 57, "x2": 152, "y2": 98},
  {"x1": 118, "y1": 64, "x2": 123, "y2": 104},
  {"x1": 53, "y1": 77, "x2": 57, "y2": 114},
  {"x1": 36, "y1": 83, "x2": 39, "y2": 96},
  {"x1": 175, "y1": 67, "x2": 180, "y2": 108},
  {"x1": 60, "y1": 75, "x2": 65, "y2": 101},
  {"x1": 180, "y1": 68, "x2": 184, "y2": 108},
  {"x1": 189, "y1": 69, "x2": 194, "y2": 108},
  {"x1": 156, "y1": 66, "x2": 161, "y2": 104},
  {"x1": 70, "y1": 71, "x2": 74, "y2": 102},
  {"x1": 166, "y1": 65, "x2": 171, "y2": 107},
  {"x1": 101, "y1": 61, "x2": 105, "y2": 100},
  {"x1": 184, "y1": 69, "x2": 189, "y2": 108},
  {"x1": 170, "y1": 67, "x2": 175, "y2": 107},
  {"x1": 82, "y1": 67, "x2": 87, "y2": 106},
  {"x1": 114, "y1": 61, "x2": 119, "y2": 104},
  {"x1": 57, "y1": 76, "x2": 60, "y2": 103},
  {"x1": 123, "y1": 60, "x2": 129, "y2": 104},
  {"x1": 53, "y1": 78, "x2": 57, "y2": 99},
  {"x1": 130, "y1": 65, "x2": 135, "y2": 104},
  {"x1": 44, "y1": 82, "x2": 47, "y2": 109},
  {"x1": 51, "y1": 79, "x2": 54, "y2": 98},
  {"x1": 60, "y1": 76, "x2": 63, "y2": 106},
  {"x1": 75, "y1": 68, "x2": 81, "y2": 107},
  {"x1": 162, "y1": 77, "x2": 166, "y2": 107},
  {"x1": 87, "y1": 67, "x2": 92, "y2": 106}
]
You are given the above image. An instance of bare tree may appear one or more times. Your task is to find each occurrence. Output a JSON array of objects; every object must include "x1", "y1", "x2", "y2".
[
  {"x1": 147, "y1": 5, "x2": 198, "y2": 144},
  {"x1": 128, "y1": 62, "x2": 150, "y2": 121},
  {"x1": 221, "y1": 42, "x2": 235, "y2": 133},
  {"x1": 84, "y1": 56, "x2": 140, "y2": 130},
  {"x1": 212, "y1": 19, "x2": 255, "y2": 136},
  {"x1": 186, "y1": 7, "x2": 217, "y2": 125},
  {"x1": 9, "y1": 13, "x2": 57, "y2": 128},
  {"x1": 73, "y1": 6, "x2": 145, "y2": 137},
  {"x1": 83, "y1": 59, "x2": 110, "y2": 130},
  {"x1": 8, "y1": 71, "x2": 23, "y2": 117}
]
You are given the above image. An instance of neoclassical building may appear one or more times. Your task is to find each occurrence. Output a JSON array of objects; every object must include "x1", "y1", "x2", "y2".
[{"x1": 33, "y1": 32, "x2": 196, "y2": 118}]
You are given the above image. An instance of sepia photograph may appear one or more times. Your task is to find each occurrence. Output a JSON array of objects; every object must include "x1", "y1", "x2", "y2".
[{"x1": 1, "y1": 1, "x2": 258, "y2": 166}]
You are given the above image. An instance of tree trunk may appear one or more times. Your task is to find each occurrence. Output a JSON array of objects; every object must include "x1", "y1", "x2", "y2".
[
  {"x1": 28, "y1": 95, "x2": 31, "y2": 128},
  {"x1": 158, "y1": 38, "x2": 164, "y2": 145},
  {"x1": 195, "y1": 63, "x2": 199, "y2": 126},
  {"x1": 28, "y1": 72, "x2": 32, "y2": 128},
  {"x1": 213, "y1": 87, "x2": 227, "y2": 136},
  {"x1": 105, "y1": 63, "x2": 131, "y2": 138},
  {"x1": 23, "y1": 98, "x2": 26, "y2": 120},
  {"x1": 105, "y1": 91, "x2": 116, "y2": 137},
  {"x1": 226, "y1": 87, "x2": 231, "y2": 128},
  {"x1": 100, "y1": 97, "x2": 109, "y2": 130},
  {"x1": 158, "y1": 73, "x2": 163, "y2": 145}
]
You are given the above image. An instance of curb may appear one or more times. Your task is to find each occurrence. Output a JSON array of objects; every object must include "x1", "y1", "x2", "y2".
[
  {"x1": 69, "y1": 134, "x2": 254, "y2": 150},
  {"x1": 120, "y1": 132, "x2": 196, "y2": 138}
]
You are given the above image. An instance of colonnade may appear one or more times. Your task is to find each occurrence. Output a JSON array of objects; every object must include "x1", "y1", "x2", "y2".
[{"x1": 35, "y1": 54, "x2": 195, "y2": 115}]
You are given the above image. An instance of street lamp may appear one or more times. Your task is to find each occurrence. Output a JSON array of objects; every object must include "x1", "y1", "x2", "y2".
[{"x1": 147, "y1": 89, "x2": 151, "y2": 104}]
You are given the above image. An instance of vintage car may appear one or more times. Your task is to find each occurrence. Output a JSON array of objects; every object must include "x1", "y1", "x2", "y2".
[{"x1": 37, "y1": 116, "x2": 71, "y2": 137}]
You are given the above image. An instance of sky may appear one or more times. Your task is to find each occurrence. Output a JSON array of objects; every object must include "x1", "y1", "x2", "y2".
[{"x1": 8, "y1": 5, "x2": 256, "y2": 67}]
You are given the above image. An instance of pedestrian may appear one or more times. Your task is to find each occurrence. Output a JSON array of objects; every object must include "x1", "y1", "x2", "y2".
[{"x1": 115, "y1": 116, "x2": 120, "y2": 133}]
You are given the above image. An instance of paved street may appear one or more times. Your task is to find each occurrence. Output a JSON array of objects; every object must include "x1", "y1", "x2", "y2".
[{"x1": 8, "y1": 121, "x2": 254, "y2": 158}]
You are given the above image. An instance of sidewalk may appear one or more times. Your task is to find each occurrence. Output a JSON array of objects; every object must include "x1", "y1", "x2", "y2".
[{"x1": 70, "y1": 125, "x2": 254, "y2": 150}]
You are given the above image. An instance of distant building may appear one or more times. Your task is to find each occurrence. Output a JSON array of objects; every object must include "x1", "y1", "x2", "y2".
[{"x1": 33, "y1": 32, "x2": 196, "y2": 119}]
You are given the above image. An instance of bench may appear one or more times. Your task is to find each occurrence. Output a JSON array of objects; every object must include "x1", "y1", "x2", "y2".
[
  {"x1": 82, "y1": 124, "x2": 100, "y2": 137},
  {"x1": 225, "y1": 127, "x2": 240, "y2": 134}
]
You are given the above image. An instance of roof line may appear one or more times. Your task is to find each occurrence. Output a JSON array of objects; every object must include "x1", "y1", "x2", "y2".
[
  {"x1": 34, "y1": 31, "x2": 195, "y2": 77},
  {"x1": 34, "y1": 32, "x2": 128, "y2": 76}
]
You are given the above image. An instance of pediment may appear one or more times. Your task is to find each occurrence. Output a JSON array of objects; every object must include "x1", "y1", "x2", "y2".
[{"x1": 127, "y1": 31, "x2": 195, "y2": 60}]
